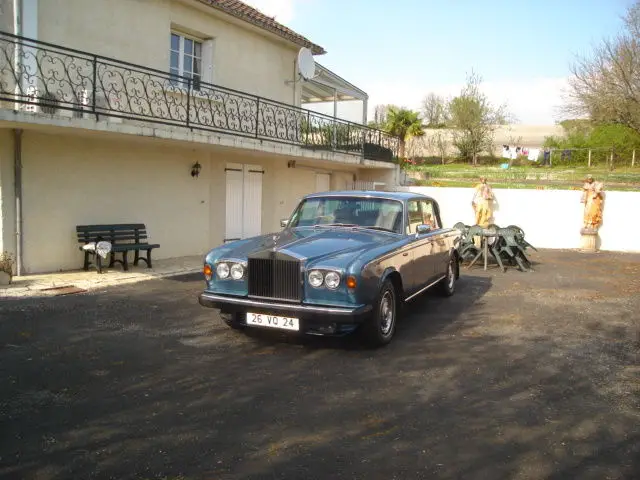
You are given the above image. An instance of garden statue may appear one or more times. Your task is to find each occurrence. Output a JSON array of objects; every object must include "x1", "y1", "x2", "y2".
[
  {"x1": 580, "y1": 175, "x2": 605, "y2": 230},
  {"x1": 471, "y1": 176, "x2": 494, "y2": 227},
  {"x1": 579, "y1": 175, "x2": 604, "y2": 252}
]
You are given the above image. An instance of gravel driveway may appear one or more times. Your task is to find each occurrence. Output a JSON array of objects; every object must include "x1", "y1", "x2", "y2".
[{"x1": 0, "y1": 249, "x2": 638, "y2": 480}]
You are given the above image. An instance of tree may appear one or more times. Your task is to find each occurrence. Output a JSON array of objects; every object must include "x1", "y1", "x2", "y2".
[
  {"x1": 564, "y1": 1, "x2": 640, "y2": 133},
  {"x1": 368, "y1": 104, "x2": 393, "y2": 129},
  {"x1": 383, "y1": 106, "x2": 425, "y2": 158},
  {"x1": 421, "y1": 93, "x2": 449, "y2": 128},
  {"x1": 448, "y1": 71, "x2": 508, "y2": 165},
  {"x1": 428, "y1": 130, "x2": 450, "y2": 164}
]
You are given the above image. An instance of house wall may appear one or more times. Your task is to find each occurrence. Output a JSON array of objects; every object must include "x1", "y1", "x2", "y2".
[
  {"x1": 36, "y1": 0, "x2": 300, "y2": 105},
  {"x1": 402, "y1": 186, "x2": 640, "y2": 253},
  {"x1": 2, "y1": 129, "x2": 364, "y2": 273}
]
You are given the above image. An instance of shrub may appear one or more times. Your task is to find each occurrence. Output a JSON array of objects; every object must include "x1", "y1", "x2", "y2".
[{"x1": 0, "y1": 251, "x2": 14, "y2": 275}]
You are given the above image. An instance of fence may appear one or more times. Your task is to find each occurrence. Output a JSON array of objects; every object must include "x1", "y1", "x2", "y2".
[
  {"x1": 545, "y1": 147, "x2": 637, "y2": 169},
  {"x1": 0, "y1": 31, "x2": 399, "y2": 162}
]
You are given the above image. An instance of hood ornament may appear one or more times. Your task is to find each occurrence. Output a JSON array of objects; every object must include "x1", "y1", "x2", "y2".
[{"x1": 272, "y1": 234, "x2": 279, "y2": 251}]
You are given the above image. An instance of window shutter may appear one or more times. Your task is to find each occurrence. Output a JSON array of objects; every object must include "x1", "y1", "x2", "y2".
[{"x1": 202, "y1": 39, "x2": 214, "y2": 84}]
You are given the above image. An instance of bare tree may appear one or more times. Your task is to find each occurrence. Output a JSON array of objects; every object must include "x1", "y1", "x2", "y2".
[
  {"x1": 421, "y1": 93, "x2": 448, "y2": 128},
  {"x1": 448, "y1": 71, "x2": 508, "y2": 165},
  {"x1": 428, "y1": 130, "x2": 450, "y2": 164},
  {"x1": 564, "y1": 1, "x2": 640, "y2": 133},
  {"x1": 368, "y1": 104, "x2": 393, "y2": 129}
]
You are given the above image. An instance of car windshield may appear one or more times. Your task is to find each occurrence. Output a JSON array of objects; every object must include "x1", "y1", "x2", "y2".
[{"x1": 287, "y1": 196, "x2": 404, "y2": 234}]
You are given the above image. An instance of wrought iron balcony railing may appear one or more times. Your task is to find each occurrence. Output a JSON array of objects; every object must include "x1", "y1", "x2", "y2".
[{"x1": 0, "y1": 31, "x2": 398, "y2": 162}]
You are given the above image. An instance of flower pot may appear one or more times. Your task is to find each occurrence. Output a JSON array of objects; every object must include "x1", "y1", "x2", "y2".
[{"x1": 0, "y1": 271, "x2": 11, "y2": 286}]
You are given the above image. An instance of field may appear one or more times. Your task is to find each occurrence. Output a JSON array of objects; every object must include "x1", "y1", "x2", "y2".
[{"x1": 407, "y1": 165, "x2": 640, "y2": 191}]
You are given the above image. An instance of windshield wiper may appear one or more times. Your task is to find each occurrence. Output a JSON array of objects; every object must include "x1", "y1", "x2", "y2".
[
  {"x1": 362, "y1": 225, "x2": 395, "y2": 232},
  {"x1": 315, "y1": 223, "x2": 359, "y2": 228}
]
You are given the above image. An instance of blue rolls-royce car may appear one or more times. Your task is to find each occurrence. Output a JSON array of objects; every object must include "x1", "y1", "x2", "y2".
[{"x1": 198, "y1": 191, "x2": 461, "y2": 347}]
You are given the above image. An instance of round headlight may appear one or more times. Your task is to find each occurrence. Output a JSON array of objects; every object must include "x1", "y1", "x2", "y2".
[
  {"x1": 325, "y1": 271, "x2": 341, "y2": 289},
  {"x1": 230, "y1": 263, "x2": 245, "y2": 280},
  {"x1": 308, "y1": 270, "x2": 324, "y2": 288},
  {"x1": 216, "y1": 262, "x2": 230, "y2": 279}
]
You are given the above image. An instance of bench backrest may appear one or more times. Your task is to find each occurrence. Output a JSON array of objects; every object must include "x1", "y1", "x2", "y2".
[{"x1": 76, "y1": 224, "x2": 150, "y2": 245}]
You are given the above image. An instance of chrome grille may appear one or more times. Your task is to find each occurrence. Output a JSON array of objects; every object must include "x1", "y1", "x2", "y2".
[{"x1": 248, "y1": 257, "x2": 301, "y2": 302}]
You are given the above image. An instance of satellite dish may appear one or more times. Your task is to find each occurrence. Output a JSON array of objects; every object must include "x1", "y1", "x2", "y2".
[{"x1": 297, "y1": 47, "x2": 316, "y2": 80}]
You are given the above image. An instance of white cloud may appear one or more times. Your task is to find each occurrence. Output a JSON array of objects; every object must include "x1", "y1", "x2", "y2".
[
  {"x1": 361, "y1": 77, "x2": 570, "y2": 125},
  {"x1": 243, "y1": 0, "x2": 297, "y2": 25}
]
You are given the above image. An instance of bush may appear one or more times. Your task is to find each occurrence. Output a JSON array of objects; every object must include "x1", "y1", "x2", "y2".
[{"x1": 0, "y1": 251, "x2": 14, "y2": 276}]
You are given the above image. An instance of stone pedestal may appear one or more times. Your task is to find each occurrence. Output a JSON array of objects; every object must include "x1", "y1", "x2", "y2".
[{"x1": 579, "y1": 228, "x2": 599, "y2": 253}]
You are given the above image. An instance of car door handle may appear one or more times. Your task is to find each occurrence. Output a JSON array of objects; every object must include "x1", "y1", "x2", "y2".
[{"x1": 403, "y1": 252, "x2": 409, "y2": 257}]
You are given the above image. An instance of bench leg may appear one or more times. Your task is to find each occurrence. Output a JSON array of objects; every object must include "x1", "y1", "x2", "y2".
[
  {"x1": 96, "y1": 254, "x2": 103, "y2": 274},
  {"x1": 108, "y1": 252, "x2": 116, "y2": 268},
  {"x1": 121, "y1": 250, "x2": 129, "y2": 271},
  {"x1": 134, "y1": 249, "x2": 140, "y2": 266},
  {"x1": 134, "y1": 249, "x2": 153, "y2": 268},
  {"x1": 83, "y1": 251, "x2": 90, "y2": 271}
]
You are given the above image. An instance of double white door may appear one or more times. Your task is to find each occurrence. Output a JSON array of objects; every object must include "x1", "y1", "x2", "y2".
[{"x1": 225, "y1": 163, "x2": 263, "y2": 242}]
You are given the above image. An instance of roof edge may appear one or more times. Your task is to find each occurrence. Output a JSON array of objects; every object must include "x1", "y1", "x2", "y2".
[{"x1": 196, "y1": 0, "x2": 327, "y2": 55}]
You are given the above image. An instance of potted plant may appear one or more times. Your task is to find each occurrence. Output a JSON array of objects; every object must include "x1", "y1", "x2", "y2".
[{"x1": 0, "y1": 251, "x2": 14, "y2": 286}]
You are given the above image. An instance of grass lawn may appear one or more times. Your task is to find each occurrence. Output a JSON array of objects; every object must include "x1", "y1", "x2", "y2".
[{"x1": 407, "y1": 165, "x2": 640, "y2": 191}]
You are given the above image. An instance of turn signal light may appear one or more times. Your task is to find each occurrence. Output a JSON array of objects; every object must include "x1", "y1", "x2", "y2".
[
  {"x1": 346, "y1": 276, "x2": 357, "y2": 289},
  {"x1": 203, "y1": 264, "x2": 212, "y2": 280}
]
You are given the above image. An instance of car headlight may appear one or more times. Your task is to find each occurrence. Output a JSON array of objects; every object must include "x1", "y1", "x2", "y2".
[
  {"x1": 324, "y1": 271, "x2": 341, "y2": 289},
  {"x1": 230, "y1": 263, "x2": 245, "y2": 280},
  {"x1": 216, "y1": 262, "x2": 230, "y2": 279},
  {"x1": 308, "y1": 270, "x2": 324, "y2": 288}
]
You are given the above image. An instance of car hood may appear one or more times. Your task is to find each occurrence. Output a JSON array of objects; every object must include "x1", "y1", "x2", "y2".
[{"x1": 210, "y1": 227, "x2": 399, "y2": 266}]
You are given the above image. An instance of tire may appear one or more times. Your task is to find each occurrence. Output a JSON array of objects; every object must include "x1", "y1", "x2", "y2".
[
  {"x1": 360, "y1": 279, "x2": 398, "y2": 348},
  {"x1": 220, "y1": 312, "x2": 245, "y2": 330},
  {"x1": 437, "y1": 255, "x2": 457, "y2": 297}
]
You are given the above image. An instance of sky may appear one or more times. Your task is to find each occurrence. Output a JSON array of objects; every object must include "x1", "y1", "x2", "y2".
[{"x1": 244, "y1": 0, "x2": 633, "y2": 125}]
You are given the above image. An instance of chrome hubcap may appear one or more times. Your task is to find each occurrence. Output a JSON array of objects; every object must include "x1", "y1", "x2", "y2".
[{"x1": 380, "y1": 290, "x2": 395, "y2": 335}]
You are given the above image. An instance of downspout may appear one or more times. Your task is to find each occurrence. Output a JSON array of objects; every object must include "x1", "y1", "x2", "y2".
[
  {"x1": 13, "y1": 0, "x2": 23, "y2": 109},
  {"x1": 14, "y1": 129, "x2": 23, "y2": 276},
  {"x1": 13, "y1": 0, "x2": 24, "y2": 275}
]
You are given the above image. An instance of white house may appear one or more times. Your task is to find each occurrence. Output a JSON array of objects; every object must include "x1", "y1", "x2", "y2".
[{"x1": 0, "y1": 0, "x2": 400, "y2": 274}]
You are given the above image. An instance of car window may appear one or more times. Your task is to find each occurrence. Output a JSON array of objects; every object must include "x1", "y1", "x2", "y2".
[
  {"x1": 288, "y1": 197, "x2": 404, "y2": 233},
  {"x1": 407, "y1": 199, "x2": 440, "y2": 233},
  {"x1": 419, "y1": 200, "x2": 440, "y2": 229},
  {"x1": 407, "y1": 200, "x2": 423, "y2": 233}
]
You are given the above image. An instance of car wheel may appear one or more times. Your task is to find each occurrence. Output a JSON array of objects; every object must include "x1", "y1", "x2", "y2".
[
  {"x1": 437, "y1": 255, "x2": 457, "y2": 297},
  {"x1": 360, "y1": 279, "x2": 398, "y2": 347},
  {"x1": 220, "y1": 312, "x2": 245, "y2": 330}
]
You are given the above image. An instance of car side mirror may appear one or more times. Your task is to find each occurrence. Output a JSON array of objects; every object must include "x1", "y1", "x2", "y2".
[
  {"x1": 415, "y1": 224, "x2": 431, "y2": 236},
  {"x1": 280, "y1": 218, "x2": 289, "y2": 228}
]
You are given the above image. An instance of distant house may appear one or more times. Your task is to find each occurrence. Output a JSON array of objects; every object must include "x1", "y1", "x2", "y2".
[{"x1": 0, "y1": 0, "x2": 399, "y2": 274}]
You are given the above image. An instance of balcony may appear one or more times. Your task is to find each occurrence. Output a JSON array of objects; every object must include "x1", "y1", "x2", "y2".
[{"x1": 0, "y1": 31, "x2": 399, "y2": 162}]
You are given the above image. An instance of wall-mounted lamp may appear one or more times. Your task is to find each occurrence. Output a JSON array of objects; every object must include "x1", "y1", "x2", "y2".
[{"x1": 191, "y1": 161, "x2": 202, "y2": 178}]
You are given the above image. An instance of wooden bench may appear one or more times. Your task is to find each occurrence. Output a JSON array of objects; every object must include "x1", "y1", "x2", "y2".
[{"x1": 76, "y1": 223, "x2": 160, "y2": 274}]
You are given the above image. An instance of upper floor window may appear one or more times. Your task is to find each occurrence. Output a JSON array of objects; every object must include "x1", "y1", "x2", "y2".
[{"x1": 170, "y1": 32, "x2": 202, "y2": 88}]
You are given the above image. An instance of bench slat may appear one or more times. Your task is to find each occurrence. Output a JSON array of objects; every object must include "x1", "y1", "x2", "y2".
[
  {"x1": 77, "y1": 234, "x2": 148, "y2": 242},
  {"x1": 110, "y1": 243, "x2": 160, "y2": 251},
  {"x1": 76, "y1": 223, "x2": 146, "y2": 231}
]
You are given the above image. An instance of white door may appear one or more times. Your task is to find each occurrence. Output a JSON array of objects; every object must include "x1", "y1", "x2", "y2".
[
  {"x1": 225, "y1": 163, "x2": 244, "y2": 242},
  {"x1": 225, "y1": 163, "x2": 263, "y2": 242},
  {"x1": 243, "y1": 164, "x2": 263, "y2": 238},
  {"x1": 316, "y1": 173, "x2": 331, "y2": 192}
]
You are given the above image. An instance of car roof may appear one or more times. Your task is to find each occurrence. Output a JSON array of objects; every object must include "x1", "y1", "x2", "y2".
[{"x1": 303, "y1": 190, "x2": 433, "y2": 202}]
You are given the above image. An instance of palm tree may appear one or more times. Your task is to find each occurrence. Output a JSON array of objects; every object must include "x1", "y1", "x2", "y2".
[{"x1": 383, "y1": 106, "x2": 425, "y2": 159}]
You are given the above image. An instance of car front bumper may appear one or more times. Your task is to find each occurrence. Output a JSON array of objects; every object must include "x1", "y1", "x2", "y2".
[{"x1": 198, "y1": 292, "x2": 372, "y2": 334}]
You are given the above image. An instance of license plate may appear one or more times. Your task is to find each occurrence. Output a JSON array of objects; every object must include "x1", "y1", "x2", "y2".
[{"x1": 246, "y1": 312, "x2": 300, "y2": 331}]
